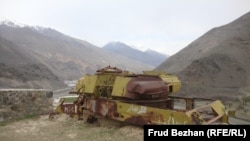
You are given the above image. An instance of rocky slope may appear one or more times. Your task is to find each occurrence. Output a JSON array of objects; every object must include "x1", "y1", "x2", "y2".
[
  {"x1": 0, "y1": 36, "x2": 66, "y2": 89},
  {"x1": 155, "y1": 11, "x2": 250, "y2": 100}
]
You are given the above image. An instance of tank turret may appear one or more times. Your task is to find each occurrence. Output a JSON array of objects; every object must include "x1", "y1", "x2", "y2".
[{"x1": 75, "y1": 66, "x2": 181, "y2": 100}]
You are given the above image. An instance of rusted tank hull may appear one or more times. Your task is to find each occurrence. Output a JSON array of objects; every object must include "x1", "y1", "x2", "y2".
[{"x1": 54, "y1": 96, "x2": 229, "y2": 125}]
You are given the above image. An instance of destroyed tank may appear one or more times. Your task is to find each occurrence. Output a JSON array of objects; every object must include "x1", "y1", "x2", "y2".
[
  {"x1": 76, "y1": 66, "x2": 181, "y2": 100},
  {"x1": 53, "y1": 66, "x2": 229, "y2": 125}
]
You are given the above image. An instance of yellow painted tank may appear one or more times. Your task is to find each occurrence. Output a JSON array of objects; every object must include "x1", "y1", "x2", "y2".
[
  {"x1": 53, "y1": 66, "x2": 229, "y2": 126},
  {"x1": 75, "y1": 66, "x2": 181, "y2": 99}
]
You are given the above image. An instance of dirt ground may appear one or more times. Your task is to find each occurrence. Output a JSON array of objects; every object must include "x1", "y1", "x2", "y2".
[
  {"x1": 0, "y1": 114, "x2": 144, "y2": 141},
  {"x1": 1, "y1": 98, "x2": 250, "y2": 141},
  {"x1": 225, "y1": 101, "x2": 250, "y2": 122}
]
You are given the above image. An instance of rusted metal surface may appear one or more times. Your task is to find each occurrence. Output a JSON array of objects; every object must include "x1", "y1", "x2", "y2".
[
  {"x1": 81, "y1": 96, "x2": 226, "y2": 125},
  {"x1": 85, "y1": 98, "x2": 118, "y2": 118},
  {"x1": 119, "y1": 98, "x2": 174, "y2": 109},
  {"x1": 51, "y1": 97, "x2": 78, "y2": 117},
  {"x1": 126, "y1": 76, "x2": 168, "y2": 99},
  {"x1": 53, "y1": 93, "x2": 229, "y2": 125},
  {"x1": 96, "y1": 66, "x2": 123, "y2": 74},
  {"x1": 60, "y1": 103, "x2": 76, "y2": 115},
  {"x1": 125, "y1": 116, "x2": 148, "y2": 126}
]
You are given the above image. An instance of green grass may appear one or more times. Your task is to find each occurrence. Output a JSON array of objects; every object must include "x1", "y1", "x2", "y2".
[
  {"x1": 242, "y1": 96, "x2": 250, "y2": 104},
  {"x1": 60, "y1": 97, "x2": 77, "y2": 103},
  {"x1": 23, "y1": 114, "x2": 39, "y2": 120},
  {"x1": 0, "y1": 113, "x2": 40, "y2": 126},
  {"x1": 0, "y1": 121, "x2": 8, "y2": 127}
]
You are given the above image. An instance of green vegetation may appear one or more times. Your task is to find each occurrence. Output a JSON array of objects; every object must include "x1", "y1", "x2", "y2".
[
  {"x1": 61, "y1": 97, "x2": 77, "y2": 103},
  {"x1": 0, "y1": 121, "x2": 8, "y2": 127},
  {"x1": 0, "y1": 113, "x2": 40, "y2": 126},
  {"x1": 22, "y1": 114, "x2": 40, "y2": 120},
  {"x1": 242, "y1": 96, "x2": 250, "y2": 105}
]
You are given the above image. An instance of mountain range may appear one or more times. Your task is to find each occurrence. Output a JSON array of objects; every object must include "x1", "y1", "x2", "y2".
[
  {"x1": 103, "y1": 42, "x2": 169, "y2": 67},
  {"x1": 0, "y1": 20, "x2": 157, "y2": 90},
  {"x1": 1, "y1": 10, "x2": 250, "y2": 101},
  {"x1": 155, "y1": 11, "x2": 250, "y2": 100}
]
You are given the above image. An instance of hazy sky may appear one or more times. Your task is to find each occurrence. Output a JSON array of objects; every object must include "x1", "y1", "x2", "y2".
[{"x1": 1, "y1": 0, "x2": 250, "y2": 55}]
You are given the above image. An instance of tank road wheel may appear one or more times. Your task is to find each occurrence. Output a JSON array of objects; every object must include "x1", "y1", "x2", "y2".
[
  {"x1": 87, "y1": 115, "x2": 98, "y2": 123},
  {"x1": 82, "y1": 109, "x2": 98, "y2": 123}
]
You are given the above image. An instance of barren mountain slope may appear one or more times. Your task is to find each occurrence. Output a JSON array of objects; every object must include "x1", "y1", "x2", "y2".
[
  {"x1": 0, "y1": 21, "x2": 153, "y2": 89},
  {"x1": 0, "y1": 36, "x2": 66, "y2": 89},
  {"x1": 155, "y1": 11, "x2": 250, "y2": 99},
  {"x1": 0, "y1": 23, "x2": 153, "y2": 79}
]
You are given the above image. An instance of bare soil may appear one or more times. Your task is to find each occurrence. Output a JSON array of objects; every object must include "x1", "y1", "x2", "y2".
[
  {"x1": 1, "y1": 99, "x2": 250, "y2": 141},
  {"x1": 0, "y1": 114, "x2": 144, "y2": 141}
]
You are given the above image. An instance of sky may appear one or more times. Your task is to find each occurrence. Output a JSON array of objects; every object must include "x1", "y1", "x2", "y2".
[{"x1": 1, "y1": 0, "x2": 250, "y2": 55}]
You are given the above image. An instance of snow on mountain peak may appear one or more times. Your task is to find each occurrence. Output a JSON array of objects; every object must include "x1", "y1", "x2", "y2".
[
  {"x1": 0, "y1": 18, "x2": 27, "y2": 28},
  {"x1": 0, "y1": 18, "x2": 49, "y2": 33},
  {"x1": 31, "y1": 25, "x2": 47, "y2": 32}
]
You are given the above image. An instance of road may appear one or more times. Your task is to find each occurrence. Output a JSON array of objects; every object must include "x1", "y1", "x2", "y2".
[{"x1": 52, "y1": 87, "x2": 73, "y2": 98}]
